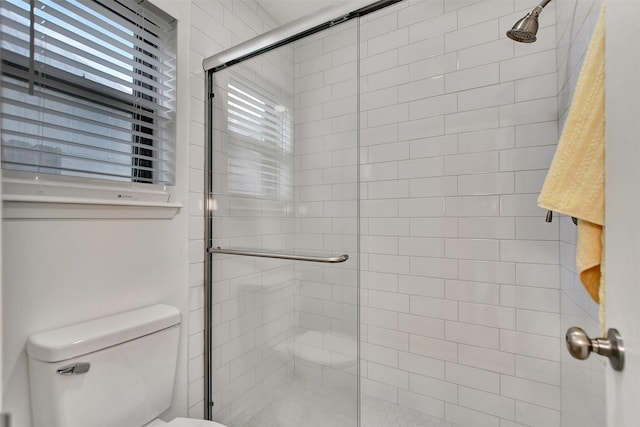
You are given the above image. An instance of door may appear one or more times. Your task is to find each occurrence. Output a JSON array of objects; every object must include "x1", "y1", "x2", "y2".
[
  {"x1": 604, "y1": 0, "x2": 640, "y2": 425},
  {"x1": 0, "y1": 58, "x2": 6, "y2": 425},
  {"x1": 0, "y1": 73, "x2": 7, "y2": 426},
  {"x1": 206, "y1": 19, "x2": 359, "y2": 427}
]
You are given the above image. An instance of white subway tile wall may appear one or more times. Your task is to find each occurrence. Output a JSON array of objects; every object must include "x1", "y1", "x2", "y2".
[{"x1": 359, "y1": 1, "x2": 562, "y2": 425}]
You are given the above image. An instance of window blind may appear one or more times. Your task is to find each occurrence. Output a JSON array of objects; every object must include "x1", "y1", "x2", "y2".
[
  {"x1": 226, "y1": 76, "x2": 293, "y2": 200},
  {"x1": 0, "y1": 0, "x2": 176, "y2": 184}
]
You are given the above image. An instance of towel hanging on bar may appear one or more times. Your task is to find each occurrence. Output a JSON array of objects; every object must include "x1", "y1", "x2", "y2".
[{"x1": 544, "y1": 209, "x2": 578, "y2": 225}]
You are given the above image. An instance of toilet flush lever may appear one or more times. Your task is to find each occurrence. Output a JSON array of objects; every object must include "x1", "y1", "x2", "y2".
[
  {"x1": 56, "y1": 362, "x2": 90, "y2": 375},
  {"x1": 566, "y1": 327, "x2": 624, "y2": 371}
]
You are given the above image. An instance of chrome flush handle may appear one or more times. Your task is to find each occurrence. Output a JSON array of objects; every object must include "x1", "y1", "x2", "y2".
[
  {"x1": 56, "y1": 362, "x2": 91, "y2": 376},
  {"x1": 566, "y1": 327, "x2": 625, "y2": 371}
]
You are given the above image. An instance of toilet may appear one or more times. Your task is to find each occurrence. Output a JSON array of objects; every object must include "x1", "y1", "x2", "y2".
[{"x1": 26, "y1": 304, "x2": 226, "y2": 427}]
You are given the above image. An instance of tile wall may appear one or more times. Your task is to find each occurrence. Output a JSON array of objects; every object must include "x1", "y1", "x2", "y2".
[
  {"x1": 358, "y1": 1, "x2": 562, "y2": 425},
  {"x1": 555, "y1": 0, "x2": 605, "y2": 426}
]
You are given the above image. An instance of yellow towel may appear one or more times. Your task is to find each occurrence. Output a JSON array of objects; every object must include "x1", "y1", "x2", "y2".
[
  {"x1": 576, "y1": 219, "x2": 602, "y2": 303},
  {"x1": 538, "y1": 3, "x2": 606, "y2": 320}
]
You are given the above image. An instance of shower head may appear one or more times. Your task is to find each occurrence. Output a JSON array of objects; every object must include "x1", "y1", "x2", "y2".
[
  {"x1": 507, "y1": 0, "x2": 552, "y2": 43},
  {"x1": 506, "y1": 11, "x2": 540, "y2": 42}
]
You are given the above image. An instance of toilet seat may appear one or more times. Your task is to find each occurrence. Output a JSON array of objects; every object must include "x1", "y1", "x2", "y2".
[{"x1": 148, "y1": 418, "x2": 227, "y2": 427}]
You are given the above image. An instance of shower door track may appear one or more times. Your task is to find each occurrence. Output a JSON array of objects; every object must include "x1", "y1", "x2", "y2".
[{"x1": 202, "y1": 0, "x2": 402, "y2": 72}]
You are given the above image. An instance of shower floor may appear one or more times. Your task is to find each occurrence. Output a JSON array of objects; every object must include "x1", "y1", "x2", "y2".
[
  {"x1": 227, "y1": 373, "x2": 457, "y2": 427},
  {"x1": 361, "y1": 396, "x2": 458, "y2": 427},
  {"x1": 227, "y1": 372, "x2": 355, "y2": 427}
]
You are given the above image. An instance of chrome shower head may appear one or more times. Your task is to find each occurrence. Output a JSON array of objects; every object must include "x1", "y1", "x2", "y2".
[
  {"x1": 507, "y1": 0, "x2": 552, "y2": 43},
  {"x1": 507, "y1": 11, "x2": 540, "y2": 42}
]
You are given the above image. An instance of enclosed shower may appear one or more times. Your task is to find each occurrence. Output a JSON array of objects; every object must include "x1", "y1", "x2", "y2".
[{"x1": 203, "y1": 0, "x2": 606, "y2": 426}]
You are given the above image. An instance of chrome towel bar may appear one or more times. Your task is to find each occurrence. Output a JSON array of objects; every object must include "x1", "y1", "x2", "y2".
[
  {"x1": 208, "y1": 247, "x2": 349, "y2": 264},
  {"x1": 545, "y1": 209, "x2": 578, "y2": 225}
]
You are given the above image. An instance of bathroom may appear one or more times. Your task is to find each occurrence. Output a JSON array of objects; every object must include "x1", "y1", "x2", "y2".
[{"x1": 1, "y1": 0, "x2": 638, "y2": 426}]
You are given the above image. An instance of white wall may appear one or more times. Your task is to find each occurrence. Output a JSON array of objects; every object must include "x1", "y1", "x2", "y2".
[
  {"x1": 357, "y1": 1, "x2": 562, "y2": 425},
  {"x1": 555, "y1": 0, "x2": 605, "y2": 426}
]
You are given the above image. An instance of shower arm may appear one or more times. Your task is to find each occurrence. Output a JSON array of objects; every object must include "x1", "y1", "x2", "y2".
[{"x1": 530, "y1": 0, "x2": 552, "y2": 17}]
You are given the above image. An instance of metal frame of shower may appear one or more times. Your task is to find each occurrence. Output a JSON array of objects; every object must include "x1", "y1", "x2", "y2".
[{"x1": 203, "y1": 0, "x2": 401, "y2": 421}]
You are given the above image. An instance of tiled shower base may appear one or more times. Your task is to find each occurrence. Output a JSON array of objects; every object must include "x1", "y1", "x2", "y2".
[
  {"x1": 361, "y1": 397, "x2": 458, "y2": 427},
  {"x1": 227, "y1": 373, "x2": 457, "y2": 427}
]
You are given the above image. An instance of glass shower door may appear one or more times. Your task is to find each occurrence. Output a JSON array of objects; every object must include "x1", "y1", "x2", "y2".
[{"x1": 207, "y1": 19, "x2": 359, "y2": 427}]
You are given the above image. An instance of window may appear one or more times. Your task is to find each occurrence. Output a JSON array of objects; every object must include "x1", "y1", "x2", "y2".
[
  {"x1": 226, "y1": 75, "x2": 293, "y2": 200},
  {"x1": 0, "y1": 0, "x2": 176, "y2": 185}
]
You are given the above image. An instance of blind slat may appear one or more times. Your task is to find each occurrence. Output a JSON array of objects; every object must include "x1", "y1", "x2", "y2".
[
  {"x1": 1, "y1": 8, "x2": 174, "y2": 76},
  {"x1": 3, "y1": 59, "x2": 174, "y2": 130},
  {"x1": 36, "y1": 0, "x2": 173, "y2": 63},
  {"x1": 2, "y1": 97, "x2": 174, "y2": 145},
  {"x1": 95, "y1": 0, "x2": 174, "y2": 38},
  {"x1": 2, "y1": 144, "x2": 172, "y2": 174},
  {"x1": 2, "y1": 113, "x2": 172, "y2": 155},
  {"x1": 2, "y1": 81, "x2": 171, "y2": 133},
  {"x1": 1, "y1": 159, "x2": 165, "y2": 182},
  {"x1": 2, "y1": 58, "x2": 174, "y2": 114},
  {"x1": 28, "y1": 26, "x2": 174, "y2": 91},
  {"x1": 2, "y1": 129, "x2": 169, "y2": 165}
]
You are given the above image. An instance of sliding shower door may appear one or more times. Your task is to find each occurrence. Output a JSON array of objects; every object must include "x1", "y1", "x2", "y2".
[{"x1": 207, "y1": 19, "x2": 359, "y2": 427}]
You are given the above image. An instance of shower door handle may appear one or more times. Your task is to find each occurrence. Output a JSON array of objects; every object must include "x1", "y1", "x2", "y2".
[
  {"x1": 209, "y1": 247, "x2": 349, "y2": 263},
  {"x1": 565, "y1": 327, "x2": 625, "y2": 371}
]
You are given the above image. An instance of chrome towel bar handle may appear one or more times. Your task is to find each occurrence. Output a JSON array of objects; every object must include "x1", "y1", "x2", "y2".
[{"x1": 208, "y1": 247, "x2": 349, "y2": 264}]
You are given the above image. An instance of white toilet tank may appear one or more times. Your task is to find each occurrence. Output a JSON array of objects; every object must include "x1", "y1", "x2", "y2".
[{"x1": 26, "y1": 304, "x2": 181, "y2": 427}]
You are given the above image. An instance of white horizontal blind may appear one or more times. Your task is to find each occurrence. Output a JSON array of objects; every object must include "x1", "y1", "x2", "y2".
[
  {"x1": 0, "y1": 0, "x2": 176, "y2": 184},
  {"x1": 226, "y1": 75, "x2": 293, "y2": 200}
]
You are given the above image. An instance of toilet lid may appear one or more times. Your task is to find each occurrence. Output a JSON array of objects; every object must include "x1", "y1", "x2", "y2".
[{"x1": 166, "y1": 418, "x2": 227, "y2": 427}]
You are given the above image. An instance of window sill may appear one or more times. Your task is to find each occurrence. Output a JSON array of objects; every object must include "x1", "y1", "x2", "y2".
[
  {"x1": 2, "y1": 172, "x2": 182, "y2": 219},
  {"x1": 3, "y1": 195, "x2": 182, "y2": 219}
]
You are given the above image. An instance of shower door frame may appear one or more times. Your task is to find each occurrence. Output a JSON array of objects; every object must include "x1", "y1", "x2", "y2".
[{"x1": 202, "y1": 0, "x2": 402, "y2": 421}]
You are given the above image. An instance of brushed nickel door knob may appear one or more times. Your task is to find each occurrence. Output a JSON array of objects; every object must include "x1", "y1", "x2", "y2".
[{"x1": 566, "y1": 327, "x2": 625, "y2": 371}]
